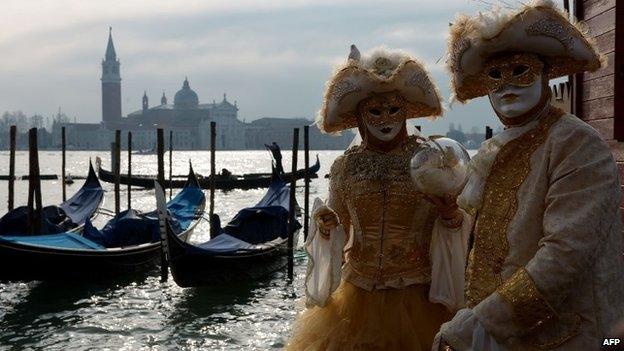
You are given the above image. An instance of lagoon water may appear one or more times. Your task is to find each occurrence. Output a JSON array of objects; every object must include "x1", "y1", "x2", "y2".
[{"x1": 0, "y1": 150, "x2": 341, "y2": 350}]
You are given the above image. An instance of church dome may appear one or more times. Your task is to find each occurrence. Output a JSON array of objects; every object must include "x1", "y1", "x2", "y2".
[{"x1": 174, "y1": 78, "x2": 199, "y2": 108}]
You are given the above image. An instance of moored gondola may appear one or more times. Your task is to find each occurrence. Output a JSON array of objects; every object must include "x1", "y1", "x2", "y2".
[
  {"x1": 0, "y1": 161, "x2": 104, "y2": 236},
  {"x1": 156, "y1": 173, "x2": 300, "y2": 288},
  {"x1": 95, "y1": 144, "x2": 320, "y2": 189},
  {"x1": 0, "y1": 165, "x2": 205, "y2": 281}
]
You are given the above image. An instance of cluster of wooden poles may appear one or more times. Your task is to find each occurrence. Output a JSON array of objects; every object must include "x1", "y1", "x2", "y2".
[
  {"x1": 107, "y1": 123, "x2": 313, "y2": 281},
  {"x1": 6, "y1": 122, "x2": 313, "y2": 281},
  {"x1": 5, "y1": 127, "x2": 49, "y2": 235}
]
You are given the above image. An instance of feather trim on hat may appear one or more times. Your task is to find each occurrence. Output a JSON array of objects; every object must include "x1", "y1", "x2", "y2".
[
  {"x1": 316, "y1": 46, "x2": 443, "y2": 134},
  {"x1": 446, "y1": 0, "x2": 604, "y2": 103}
]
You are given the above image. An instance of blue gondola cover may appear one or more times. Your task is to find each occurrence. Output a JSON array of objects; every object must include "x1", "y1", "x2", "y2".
[{"x1": 0, "y1": 162, "x2": 104, "y2": 236}]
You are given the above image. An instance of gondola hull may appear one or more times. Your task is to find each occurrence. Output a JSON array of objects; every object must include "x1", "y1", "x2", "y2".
[
  {"x1": 0, "y1": 240, "x2": 162, "y2": 281},
  {"x1": 95, "y1": 156, "x2": 320, "y2": 190},
  {"x1": 166, "y1": 225, "x2": 288, "y2": 287},
  {"x1": 0, "y1": 230, "x2": 196, "y2": 282}
]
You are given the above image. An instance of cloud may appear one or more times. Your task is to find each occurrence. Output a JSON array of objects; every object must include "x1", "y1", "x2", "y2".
[{"x1": 0, "y1": 0, "x2": 500, "y2": 134}]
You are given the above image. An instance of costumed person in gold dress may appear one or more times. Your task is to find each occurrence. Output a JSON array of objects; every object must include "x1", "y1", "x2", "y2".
[
  {"x1": 433, "y1": 1, "x2": 624, "y2": 350},
  {"x1": 286, "y1": 46, "x2": 472, "y2": 351}
]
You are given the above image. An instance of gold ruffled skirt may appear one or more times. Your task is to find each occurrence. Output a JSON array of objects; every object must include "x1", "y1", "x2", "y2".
[{"x1": 286, "y1": 281, "x2": 452, "y2": 351}]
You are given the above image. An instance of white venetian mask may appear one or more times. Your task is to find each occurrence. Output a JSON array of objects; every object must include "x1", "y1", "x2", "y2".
[
  {"x1": 488, "y1": 73, "x2": 543, "y2": 119},
  {"x1": 358, "y1": 91, "x2": 407, "y2": 142}
]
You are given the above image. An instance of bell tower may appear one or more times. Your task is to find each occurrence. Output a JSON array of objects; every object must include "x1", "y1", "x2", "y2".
[
  {"x1": 142, "y1": 91, "x2": 149, "y2": 112},
  {"x1": 101, "y1": 27, "x2": 122, "y2": 126}
]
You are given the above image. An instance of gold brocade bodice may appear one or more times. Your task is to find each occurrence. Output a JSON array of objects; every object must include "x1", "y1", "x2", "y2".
[{"x1": 330, "y1": 136, "x2": 438, "y2": 290}]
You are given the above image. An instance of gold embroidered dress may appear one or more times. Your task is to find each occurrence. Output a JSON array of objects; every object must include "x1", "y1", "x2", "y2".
[
  {"x1": 288, "y1": 136, "x2": 458, "y2": 351},
  {"x1": 287, "y1": 46, "x2": 469, "y2": 351}
]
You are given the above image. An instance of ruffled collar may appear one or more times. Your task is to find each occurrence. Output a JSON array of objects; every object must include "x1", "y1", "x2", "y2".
[{"x1": 457, "y1": 104, "x2": 551, "y2": 214}]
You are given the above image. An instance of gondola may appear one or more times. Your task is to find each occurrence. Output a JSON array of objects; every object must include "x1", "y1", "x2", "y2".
[
  {"x1": 0, "y1": 162, "x2": 104, "y2": 236},
  {"x1": 94, "y1": 144, "x2": 320, "y2": 190},
  {"x1": 156, "y1": 172, "x2": 301, "y2": 287},
  {"x1": 0, "y1": 165, "x2": 205, "y2": 281}
]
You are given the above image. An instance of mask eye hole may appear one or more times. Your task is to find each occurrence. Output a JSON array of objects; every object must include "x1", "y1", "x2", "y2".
[
  {"x1": 389, "y1": 106, "x2": 400, "y2": 115},
  {"x1": 369, "y1": 108, "x2": 381, "y2": 116},
  {"x1": 488, "y1": 68, "x2": 502, "y2": 79},
  {"x1": 512, "y1": 65, "x2": 530, "y2": 76}
]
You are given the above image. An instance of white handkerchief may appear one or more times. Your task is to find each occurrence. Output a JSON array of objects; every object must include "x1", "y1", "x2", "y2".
[{"x1": 304, "y1": 198, "x2": 346, "y2": 308}]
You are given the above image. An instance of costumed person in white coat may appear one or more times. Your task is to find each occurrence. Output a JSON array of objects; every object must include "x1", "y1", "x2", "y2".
[
  {"x1": 433, "y1": 1, "x2": 624, "y2": 350},
  {"x1": 286, "y1": 46, "x2": 472, "y2": 351}
]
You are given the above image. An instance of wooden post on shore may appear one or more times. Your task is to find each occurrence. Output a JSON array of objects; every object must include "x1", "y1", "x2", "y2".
[
  {"x1": 288, "y1": 128, "x2": 299, "y2": 281},
  {"x1": 61, "y1": 126, "x2": 66, "y2": 201},
  {"x1": 485, "y1": 126, "x2": 493, "y2": 140},
  {"x1": 303, "y1": 125, "x2": 310, "y2": 242},
  {"x1": 169, "y1": 130, "x2": 173, "y2": 200},
  {"x1": 127, "y1": 132, "x2": 132, "y2": 210},
  {"x1": 27, "y1": 128, "x2": 43, "y2": 235},
  {"x1": 209, "y1": 122, "x2": 216, "y2": 238},
  {"x1": 156, "y1": 128, "x2": 167, "y2": 281},
  {"x1": 114, "y1": 130, "x2": 121, "y2": 215},
  {"x1": 8, "y1": 126, "x2": 16, "y2": 211},
  {"x1": 110, "y1": 142, "x2": 115, "y2": 170}
]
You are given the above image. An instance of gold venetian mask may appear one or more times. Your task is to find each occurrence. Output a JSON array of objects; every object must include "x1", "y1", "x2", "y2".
[
  {"x1": 357, "y1": 91, "x2": 408, "y2": 127},
  {"x1": 483, "y1": 53, "x2": 544, "y2": 92}
]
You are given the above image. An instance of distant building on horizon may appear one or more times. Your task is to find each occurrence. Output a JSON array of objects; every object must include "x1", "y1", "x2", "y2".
[{"x1": 46, "y1": 28, "x2": 352, "y2": 151}]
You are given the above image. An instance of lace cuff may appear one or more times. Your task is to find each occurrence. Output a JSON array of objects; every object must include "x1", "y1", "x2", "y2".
[{"x1": 497, "y1": 268, "x2": 556, "y2": 332}]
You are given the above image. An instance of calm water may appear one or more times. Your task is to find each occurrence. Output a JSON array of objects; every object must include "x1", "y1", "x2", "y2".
[{"x1": 0, "y1": 150, "x2": 342, "y2": 350}]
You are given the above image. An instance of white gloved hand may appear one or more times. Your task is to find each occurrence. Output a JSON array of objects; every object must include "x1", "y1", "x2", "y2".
[
  {"x1": 313, "y1": 205, "x2": 339, "y2": 239},
  {"x1": 437, "y1": 308, "x2": 478, "y2": 351},
  {"x1": 433, "y1": 308, "x2": 504, "y2": 351}
]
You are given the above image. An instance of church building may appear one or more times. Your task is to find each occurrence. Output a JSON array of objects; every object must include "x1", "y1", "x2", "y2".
[{"x1": 51, "y1": 29, "x2": 352, "y2": 150}]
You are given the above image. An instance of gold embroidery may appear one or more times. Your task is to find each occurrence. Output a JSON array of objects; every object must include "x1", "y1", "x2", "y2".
[
  {"x1": 331, "y1": 136, "x2": 438, "y2": 286},
  {"x1": 344, "y1": 137, "x2": 421, "y2": 182},
  {"x1": 465, "y1": 106, "x2": 564, "y2": 307},
  {"x1": 386, "y1": 244, "x2": 429, "y2": 266},
  {"x1": 498, "y1": 268, "x2": 583, "y2": 349},
  {"x1": 528, "y1": 313, "x2": 582, "y2": 350},
  {"x1": 497, "y1": 268, "x2": 555, "y2": 331},
  {"x1": 350, "y1": 240, "x2": 376, "y2": 263}
]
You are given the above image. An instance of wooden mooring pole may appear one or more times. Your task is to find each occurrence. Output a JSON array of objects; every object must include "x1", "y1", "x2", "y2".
[
  {"x1": 303, "y1": 125, "x2": 310, "y2": 242},
  {"x1": 288, "y1": 128, "x2": 299, "y2": 281},
  {"x1": 27, "y1": 128, "x2": 43, "y2": 235},
  {"x1": 156, "y1": 128, "x2": 167, "y2": 281},
  {"x1": 169, "y1": 130, "x2": 173, "y2": 200},
  {"x1": 61, "y1": 126, "x2": 66, "y2": 201},
  {"x1": 485, "y1": 126, "x2": 493, "y2": 140},
  {"x1": 8, "y1": 125, "x2": 16, "y2": 211},
  {"x1": 209, "y1": 122, "x2": 216, "y2": 238},
  {"x1": 127, "y1": 131, "x2": 132, "y2": 210},
  {"x1": 114, "y1": 130, "x2": 121, "y2": 215}
]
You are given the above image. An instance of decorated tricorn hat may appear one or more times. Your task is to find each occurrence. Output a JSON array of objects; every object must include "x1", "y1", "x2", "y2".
[
  {"x1": 316, "y1": 46, "x2": 443, "y2": 134},
  {"x1": 447, "y1": 0, "x2": 603, "y2": 103}
]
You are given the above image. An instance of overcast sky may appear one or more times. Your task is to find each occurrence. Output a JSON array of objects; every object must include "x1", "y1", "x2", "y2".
[{"x1": 0, "y1": 0, "x2": 546, "y2": 135}]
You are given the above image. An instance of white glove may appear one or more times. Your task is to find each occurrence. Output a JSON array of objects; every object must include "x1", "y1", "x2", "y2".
[{"x1": 433, "y1": 308, "x2": 504, "y2": 351}]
